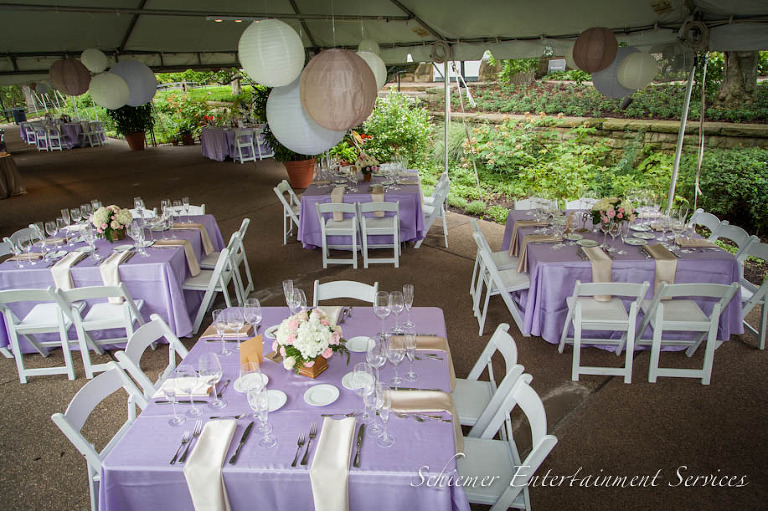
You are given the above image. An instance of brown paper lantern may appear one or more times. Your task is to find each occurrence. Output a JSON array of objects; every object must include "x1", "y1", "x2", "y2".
[
  {"x1": 49, "y1": 59, "x2": 91, "y2": 96},
  {"x1": 300, "y1": 49, "x2": 377, "y2": 132},
  {"x1": 572, "y1": 27, "x2": 617, "y2": 73}
]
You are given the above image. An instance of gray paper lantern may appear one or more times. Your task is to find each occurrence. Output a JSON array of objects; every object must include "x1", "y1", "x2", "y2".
[
  {"x1": 110, "y1": 60, "x2": 157, "y2": 106},
  {"x1": 592, "y1": 47, "x2": 638, "y2": 99}
]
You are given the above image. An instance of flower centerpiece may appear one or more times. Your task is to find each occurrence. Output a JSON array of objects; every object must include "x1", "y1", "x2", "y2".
[
  {"x1": 91, "y1": 205, "x2": 133, "y2": 243},
  {"x1": 351, "y1": 131, "x2": 378, "y2": 180},
  {"x1": 273, "y1": 308, "x2": 349, "y2": 378},
  {"x1": 591, "y1": 197, "x2": 637, "y2": 225}
]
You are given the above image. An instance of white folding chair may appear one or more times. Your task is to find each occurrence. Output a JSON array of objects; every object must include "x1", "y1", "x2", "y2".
[
  {"x1": 712, "y1": 224, "x2": 758, "y2": 278},
  {"x1": 273, "y1": 180, "x2": 301, "y2": 245},
  {"x1": 469, "y1": 219, "x2": 519, "y2": 311},
  {"x1": 737, "y1": 241, "x2": 768, "y2": 350},
  {"x1": 458, "y1": 375, "x2": 558, "y2": 511},
  {"x1": 689, "y1": 208, "x2": 724, "y2": 240},
  {"x1": 10, "y1": 226, "x2": 41, "y2": 246},
  {"x1": 0, "y1": 287, "x2": 80, "y2": 383},
  {"x1": 233, "y1": 129, "x2": 256, "y2": 163},
  {"x1": 46, "y1": 126, "x2": 64, "y2": 151},
  {"x1": 58, "y1": 283, "x2": 145, "y2": 379},
  {"x1": 637, "y1": 282, "x2": 740, "y2": 385},
  {"x1": 254, "y1": 129, "x2": 274, "y2": 160},
  {"x1": 565, "y1": 198, "x2": 597, "y2": 210},
  {"x1": 514, "y1": 197, "x2": 557, "y2": 210},
  {"x1": 453, "y1": 323, "x2": 526, "y2": 434},
  {"x1": 115, "y1": 313, "x2": 190, "y2": 400},
  {"x1": 359, "y1": 201, "x2": 400, "y2": 268},
  {"x1": 0, "y1": 241, "x2": 11, "y2": 360},
  {"x1": 201, "y1": 218, "x2": 253, "y2": 298},
  {"x1": 316, "y1": 202, "x2": 360, "y2": 269},
  {"x1": 414, "y1": 180, "x2": 449, "y2": 249},
  {"x1": 129, "y1": 207, "x2": 158, "y2": 219},
  {"x1": 168, "y1": 204, "x2": 206, "y2": 216},
  {"x1": 92, "y1": 121, "x2": 107, "y2": 144},
  {"x1": 473, "y1": 232, "x2": 530, "y2": 335},
  {"x1": 312, "y1": 280, "x2": 379, "y2": 307},
  {"x1": 22, "y1": 123, "x2": 37, "y2": 145},
  {"x1": 51, "y1": 362, "x2": 148, "y2": 511},
  {"x1": 35, "y1": 126, "x2": 49, "y2": 151},
  {"x1": 80, "y1": 121, "x2": 102, "y2": 147},
  {"x1": 422, "y1": 172, "x2": 449, "y2": 207},
  {"x1": 181, "y1": 247, "x2": 238, "y2": 334},
  {"x1": 558, "y1": 280, "x2": 650, "y2": 384}
]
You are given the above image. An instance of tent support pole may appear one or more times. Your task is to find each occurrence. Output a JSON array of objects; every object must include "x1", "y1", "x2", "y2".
[
  {"x1": 666, "y1": 65, "x2": 696, "y2": 214},
  {"x1": 444, "y1": 59, "x2": 450, "y2": 175}
]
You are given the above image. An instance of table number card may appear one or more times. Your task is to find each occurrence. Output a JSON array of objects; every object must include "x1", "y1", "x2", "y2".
[{"x1": 239, "y1": 335, "x2": 263, "y2": 365}]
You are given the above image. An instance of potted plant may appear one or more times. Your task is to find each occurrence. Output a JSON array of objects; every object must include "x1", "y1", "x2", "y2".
[{"x1": 107, "y1": 104, "x2": 154, "y2": 151}]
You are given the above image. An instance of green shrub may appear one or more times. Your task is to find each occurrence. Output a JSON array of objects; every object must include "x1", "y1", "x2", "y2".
[
  {"x1": 465, "y1": 200, "x2": 486, "y2": 215},
  {"x1": 488, "y1": 205, "x2": 510, "y2": 224},
  {"x1": 363, "y1": 91, "x2": 431, "y2": 167},
  {"x1": 447, "y1": 194, "x2": 468, "y2": 209}
]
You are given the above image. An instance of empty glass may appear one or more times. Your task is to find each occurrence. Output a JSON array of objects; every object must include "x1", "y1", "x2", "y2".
[
  {"x1": 70, "y1": 207, "x2": 81, "y2": 225},
  {"x1": 91, "y1": 199, "x2": 103, "y2": 210},
  {"x1": 404, "y1": 330, "x2": 418, "y2": 381},
  {"x1": 287, "y1": 289, "x2": 306, "y2": 315},
  {"x1": 282, "y1": 279, "x2": 294, "y2": 307},
  {"x1": 386, "y1": 335, "x2": 405, "y2": 388},
  {"x1": 375, "y1": 385, "x2": 394, "y2": 447},
  {"x1": 182, "y1": 196, "x2": 191, "y2": 222},
  {"x1": 373, "y1": 291, "x2": 391, "y2": 337},
  {"x1": 81, "y1": 203, "x2": 92, "y2": 220},
  {"x1": 60, "y1": 209, "x2": 72, "y2": 245},
  {"x1": 366, "y1": 381, "x2": 385, "y2": 435},
  {"x1": 128, "y1": 222, "x2": 149, "y2": 257},
  {"x1": 198, "y1": 353, "x2": 226, "y2": 409},
  {"x1": 365, "y1": 336, "x2": 387, "y2": 383},
  {"x1": 225, "y1": 308, "x2": 245, "y2": 346},
  {"x1": 159, "y1": 372, "x2": 186, "y2": 426},
  {"x1": 402, "y1": 284, "x2": 415, "y2": 329},
  {"x1": 244, "y1": 298, "x2": 262, "y2": 334},
  {"x1": 239, "y1": 361, "x2": 266, "y2": 393},
  {"x1": 175, "y1": 364, "x2": 202, "y2": 418},
  {"x1": 389, "y1": 291, "x2": 404, "y2": 334},
  {"x1": 212, "y1": 309, "x2": 231, "y2": 357},
  {"x1": 247, "y1": 386, "x2": 277, "y2": 447}
]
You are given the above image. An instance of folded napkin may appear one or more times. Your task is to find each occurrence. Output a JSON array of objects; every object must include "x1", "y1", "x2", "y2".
[
  {"x1": 152, "y1": 377, "x2": 212, "y2": 398},
  {"x1": 309, "y1": 417, "x2": 356, "y2": 511},
  {"x1": 183, "y1": 419, "x2": 237, "y2": 511},
  {"x1": 390, "y1": 335, "x2": 456, "y2": 391},
  {"x1": 99, "y1": 250, "x2": 131, "y2": 304},
  {"x1": 370, "y1": 184, "x2": 385, "y2": 218},
  {"x1": 153, "y1": 239, "x2": 201, "y2": 276},
  {"x1": 509, "y1": 220, "x2": 549, "y2": 256},
  {"x1": 675, "y1": 237, "x2": 717, "y2": 248},
  {"x1": 7, "y1": 252, "x2": 44, "y2": 261},
  {"x1": 316, "y1": 305, "x2": 343, "y2": 325},
  {"x1": 389, "y1": 390, "x2": 463, "y2": 453},
  {"x1": 199, "y1": 323, "x2": 254, "y2": 341},
  {"x1": 51, "y1": 252, "x2": 87, "y2": 290},
  {"x1": 517, "y1": 235, "x2": 562, "y2": 273},
  {"x1": 330, "y1": 186, "x2": 345, "y2": 222},
  {"x1": 643, "y1": 244, "x2": 677, "y2": 295},
  {"x1": 172, "y1": 222, "x2": 214, "y2": 255},
  {"x1": 582, "y1": 247, "x2": 613, "y2": 302}
]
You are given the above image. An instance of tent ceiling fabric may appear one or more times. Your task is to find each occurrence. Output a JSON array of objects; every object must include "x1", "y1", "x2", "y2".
[{"x1": 1, "y1": 0, "x2": 767, "y2": 84}]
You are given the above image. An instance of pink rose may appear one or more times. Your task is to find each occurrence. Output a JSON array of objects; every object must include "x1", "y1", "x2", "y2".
[
  {"x1": 618, "y1": 207, "x2": 625, "y2": 214},
  {"x1": 607, "y1": 209, "x2": 616, "y2": 218},
  {"x1": 279, "y1": 347, "x2": 286, "y2": 357},
  {"x1": 601, "y1": 214, "x2": 609, "y2": 224},
  {"x1": 322, "y1": 347, "x2": 333, "y2": 359},
  {"x1": 304, "y1": 360, "x2": 315, "y2": 368},
  {"x1": 272, "y1": 340, "x2": 278, "y2": 352},
  {"x1": 101, "y1": 223, "x2": 108, "y2": 229},
  {"x1": 330, "y1": 333, "x2": 340, "y2": 345},
  {"x1": 320, "y1": 319, "x2": 330, "y2": 326},
  {"x1": 286, "y1": 334, "x2": 295, "y2": 345},
  {"x1": 96, "y1": 228, "x2": 103, "y2": 234},
  {"x1": 288, "y1": 319, "x2": 298, "y2": 330},
  {"x1": 617, "y1": 212, "x2": 623, "y2": 219}
]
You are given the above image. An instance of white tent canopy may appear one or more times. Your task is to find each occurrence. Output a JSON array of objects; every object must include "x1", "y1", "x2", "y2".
[{"x1": 1, "y1": 0, "x2": 767, "y2": 84}]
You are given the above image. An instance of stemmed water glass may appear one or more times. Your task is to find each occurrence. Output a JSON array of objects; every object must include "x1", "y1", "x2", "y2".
[
  {"x1": 56, "y1": 217, "x2": 69, "y2": 245},
  {"x1": 82, "y1": 223, "x2": 102, "y2": 262},
  {"x1": 287, "y1": 289, "x2": 307, "y2": 315},
  {"x1": 366, "y1": 336, "x2": 387, "y2": 383},
  {"x1": 175, "y1": 364, "x2": 203, "y2": 418},
  {"x1": 353, "y1": 362, "x2": 375, "y2": 421},
  {"x1": 91, "y1": 199, "x2": 103, "y2": 211},
  {"x1": 244, "y1": 298, "x2": 262, "y2": 335},
  {"x1": 247, "y1": 386, "x2": 277, "y2": 448},
  {"x1": 19, "y1": 236, "x2": 34, "y2": 266},
  {"x1": 159, "y1": 372, "x2": 186, "y2": 426},
  {"x1": 199, "y1": 352, "x2": 226, "y2": 409},
  {"x1": 404, "y1": 330, "x2": 418, "y2": 381},
  {"x1": 5, "y1": 238, "x2": 24, "y2": 268},
  {"x1": 607, "y1": 220, "x2": 620, "y2": 252},
  {"x1": 212, "y1": 309, "x2": 232, "y2": 357},
  {"x1": 389, "y1": 291, "x2": 404, "y2": 334},
  {"x1": 70, "y1": 207, "x2": 81, "y2": 226},
  {"x1": 239, "y1": 361, "x2": 265, "y2": 393},
  {"x1": 375, "y1": 384, "x2": 395, "y2": 448},
  {"x1": 282, "y1": 279, "x2": 294, "y2": 307},
  {"x1": 386, "y1": 334, "x2": 405, "y2": 388},
  {"x1": 226, "y1": 308, "x2": 245, "y2": 346},
  {"x1": 374, "y1": 291, "x2": 391, "y2": 337},
  {"x1": 599, "y1": 219, "x2": 611, "y2": 250},
  {"x1": 366, "y1": 381, "x2": 385, "y2": 435},
  {"x1": 402, "y1": 284, "x2": 415, "y2": 329},
  {"x1": 81, "y1": 203, "x2": 92, "y2": 221},
  {"x1": 128, "y1": 222, "x2": 149, "y2": 257},
  {"x1": 60, "y1": 209, "x2": 72, "y2": 245},
  {"x1": 182, "y1": 196, "x2": 191, "y2": 223}
]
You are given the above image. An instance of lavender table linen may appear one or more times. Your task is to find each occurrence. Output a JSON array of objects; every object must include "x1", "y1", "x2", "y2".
[
  {"x1": 200, "y1": 127, "x2": 231, "y2": 162},
  {"x1": 0, "y1": 215, "x2": 225, "y2": 351},
  {"x1": 501, "y1": 210, "x2": 743, "y2": 343},
  {"x1": 298, "y1": 174, "x2": 425, "y2": 249},
  {"x1": 61, "y1": 123, "x2": 83, "y2": 148},
  {"x1": 99, "y1": 307, "x2": 469, "y2": 511}
]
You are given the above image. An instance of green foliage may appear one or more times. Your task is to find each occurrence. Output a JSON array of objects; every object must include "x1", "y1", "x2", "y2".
[
  {"x1": 154, "y1": 93, "x2": 211, "y2": 137},
  {"x1": 498, "y1": 58, "x2": 539, "y2": 85},
  {"x1": 106, "y1": 104, "x2": 154, "y2": 136},
  {"x1": 465, "y1": 200, "x2": 486, "y2": 215},
  {"x1": 547, "y1": 69, "x2": 591, "y2": 84},
  {"x1": 0, "y1": 85, "x2": 25, "y2": 109},
  {"x1": 447, "y1": 194, "x2": 468, "y2": 209},
  {"x1": 488, "y1": 205, "x2": 510, "y2": 224},
  {"x1": 362, "y1": 91, "x2": 431, "y2": 167},
  {"x1": 431, "y1": 122, "x2": 467, "y2": 164}
]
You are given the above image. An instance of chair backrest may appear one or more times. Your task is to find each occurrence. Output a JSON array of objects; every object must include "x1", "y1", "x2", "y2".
[
  {"x1": 114, "y1": 314, "x2": 189, "y2": 398},
  {"x1": 312, "y1": 279, "x2": 379, "y2": 307},
  {"x1": 317, "y1": 201, "x2": 358, "y2": 221},
  {"x1": 474, "y1": 233, "x2": 529, "y2": 304},
  {"x1": 689, "y1": 208, "x2": 722, "y2": 238},
  {"x1": 565, "y1": 197, "x2": 597, "y2": 210},
  {"x1": 470, "y1": 220, "x2": 494, "y2": 256},
  {"x1": 0, "y1": 287, "x2": 60, "y2": 316},
  {"x1": 129, "y1": 207, "x2": 157, "y2": 219},
  {"x1": 237, "y1": 217, "x2": 251, "y2": 239},
  {"x1": 50, "y1": 362, "x2": 147, "y2": 472},
  {"x1": 738, "y1": 242, "x2": 768, "y2": 315},
  {"x1": 167, "y1": 204, "x2": 205, "y2": 215},
  {"x1": 515, "y1": 197, "x2": 557, "y2": 210},
  {"x1": 211, "y1": 246, "x2": 234, "y2": 284},
  {"x1": 713, "y1": 223, "x2": 753, "y2": 252},
  {"x1": 359, "y1": 201, "x2": 400, "y2": 226},
  {"x1": 10, "y1": 226, "x2": 39, "y2": 246},
  {"x1": 58, "y1": 283, "x2": 144, "y2": 327},
  {"x1": 234, "y1": 129, "x2": 254, "y2": 144},
  {"x1": 274, "y1": 181, "x2": 300, "y2": 221}
]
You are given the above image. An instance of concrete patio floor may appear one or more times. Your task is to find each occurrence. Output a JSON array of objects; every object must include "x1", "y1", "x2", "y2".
[{"x1": 0, "y1": 124, "x2": 765, "y2": 511}]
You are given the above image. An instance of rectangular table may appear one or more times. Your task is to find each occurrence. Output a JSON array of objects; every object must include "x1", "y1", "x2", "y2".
[
  {"x1": 501, "y1": 209, "x2": 743, "y2": 343},
  {"x1": 100, "y1": 306, "x2": 469, "y2": 511},
  {"x1": 200, "y1": 126, "x2": 270, "y2": 162},
  {"x1": 298, "y1": 174, "x2": 425, "y2": 249},
  {"x1": 0, "y1": 215, "x2": 225, "y2": 350}
]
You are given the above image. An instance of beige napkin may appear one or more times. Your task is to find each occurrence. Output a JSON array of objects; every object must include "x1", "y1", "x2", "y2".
[
  {"x1": 316, "y1": 306, "x2": 343, "y2": 325},
  {"x1": 330, "y1": 186, "x2": 345, "y2": 221},
  {"x1": 173, "y1": 222, "x2": 214, "y2": 255},
  {"x1": 516, "y1": 235, "x2": 561, "y2": 273},
  {"x1": 151, "y1": 377, "x2": 212, "y2": 398},
  {"x1": 7, "y1": 253, "x2": 44, "y2": 261},
  {"x1": 51, "y1": 252, "x2": 87, "y2": 290},
  {"x1": 389, "y1": 390, "x2": 463, "y2": 453},
  {"x1": 199, "y1": 323, "x2": 254, "y2": 341},
  {"x1": 582, "y1": 246, "x2": 612, "y2": 302},
  {"x1": 183, "y1": 419, "x2": 237, "y2": 511},
  {"x1": 390, "y1": 335, "x2": 456, "y2": 391},
  {"x1": 370, "y1": 184, "x2": 385, "y2": 218},
  {"x1": 154, "y1": 239, "x2": 201, "y2": 276},
  {"x1": 509, "y1": 220, "x2": 549, "y2": 256},
  {"x1": 99, "y1": 250, "x2": 131, "y2": 303},
  {"x1": 644, "y1": 244, "x2": 678, "y2": 295},
  {"x1": 309, "y1": 417, "x2": 356, "y2": 511},
  {"x1": 675, "y1": 238, "x2": 717, "y2": 248}
]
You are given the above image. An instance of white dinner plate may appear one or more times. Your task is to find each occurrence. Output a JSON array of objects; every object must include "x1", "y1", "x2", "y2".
[
  {"x1": 341, "y1": 371, "x2": 375, "y2": 391},
  {"x1": 633, "y1": 232, "x2": 655, "y2": 240},
  {"x1": 112, "y1": 244, "x2": 133, "y2": 252},
  {"x1": 629, "y1": 224, "x2": 651, "y2": 232},
  {"x1": 304, "y1": 384, "x2": 340, "y2": 406},
  {"x1": 267, "y1": 390, "x2": 287, "y2": 412},
  {"x1": 263, "y1": 325, "x2": 279, "y2": 339},
  {"x1": 346, "y1": 336, "x2": 374, "y2": 353},
  {"x1": 576, "y1": 239, "x2": 599, "y2": 247},
  {"x1": 563, "y1": 233, "x2": 583, "y2": 241},
  {"x1": 624, "y1": 238, "x2": 648, "y2": 246},
  {"x1": 233, "y1": 373, "x2": 269, "y2": 393}
]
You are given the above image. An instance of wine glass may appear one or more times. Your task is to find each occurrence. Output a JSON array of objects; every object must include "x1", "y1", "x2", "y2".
[
  {"x1": 81, "y1": 203, "x2": 92, "y2": 220},
  {"x1": 239, "y1": 361, "x2": 265, "y2": 393},
  {"x1": 159, "y1": 371, "x2": 186, "y2": 426},
  {"x1": 386, "y1": 335, "x2": 405, "y2": 388},
  {"x1": 366, "y1": 335, "x2": 387, "y2": 383},
  {"x1": 18, "y1": 236, "x2": 33, "y2": 267},
  {"x1": 133, "y1": 197, "x2": 145, "y2": 224},
  {"x1": 225, "y1": 308, "x2": 245, "y2": 347},
  {"x1": 212, "y1": 309, "x2": 231, "y2": 357},
  {"x1": 282, "y1": 280, "x2": 294, "y2": 307},
  {"x1": 404, "y1": 330, "x2": 418, "y2": 381},
  {"x1": 172, "y1": 200, "x2": 183, "y2": 224},
  {"x1": 376, "y1": 384, "x2": 394, "y2": 447},
  {"x1": 244, "y1": 298, "x2": 262, "y2": 335},
  {"x1": 373, "y1": 291, "x2": 391, "y2": 337},
  {"x1": 175, "y1": 364, "x2": 202, "y2": 417},
  {"x1": 402, "y1": 284, "x2": 415, "y2": 329},
  {"x1": 599, "y1": 218, "x2": 611, "y2": 249},
  {"x1": 56, "y1": 217, "x2": 69, "y2": 245},
  {"x1": 352, "y1": 362, "x2": 375, "y2": 420},
  {"x1": 128, "y1": 222, "x2": 149, "y2": 257},
  {"x1": 247, "y1": 386, "x2": 277, "y2": 448},
  {"x1": 389, "y1": 291, "x2": 404, "y2": 334},
  {"x1": 70, "y1": 207, "x2": 81, "y2": 225},
  {"x1": 60, "y1": 209, "x2": 72, "y2": 245},
  {"x1": 182, "y1": 196, "x2": 191, "y2": 223},
  {"x1": 287, "y1": 289, "x2": 306, "y2": 315},
  {"x1": 45, "y1": 220, "x2": 57, "y2": 240},
  {"x1": 91, "y1": 199, "x2": 102, "y2": 210},
  {"x1": 365, "y1": 381, "x2": 385, "y2": 435},
  {"x1": 607, "y1": 220, "x2": 620, "y2": 252},
  {"x1": 198, "y1": 352, "x2": 226, "y2": 409}
]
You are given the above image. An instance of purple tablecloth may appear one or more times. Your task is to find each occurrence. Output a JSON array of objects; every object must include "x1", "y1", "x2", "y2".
[
  {"x1": 298, "y1": 174, "x2": 425, "y2": 249},
  {"x1": 99, "y1": 306, "x2": 470, "y2": 511},
  {"x1": 61, "y1": 123, "x2": 83, "y2": 148},
  {"x1": 200, "y1": 126, "x2": 270, "y2": 162},
  {"x1": 0, "y1": 215, "x2": 225, "y2": 350},
  {"x1": 501, "y1": 209, "x2": 744, "y2": 343}
]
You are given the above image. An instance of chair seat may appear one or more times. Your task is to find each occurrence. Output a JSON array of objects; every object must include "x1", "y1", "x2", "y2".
[
  {"x1": 17, "y1": 303, "x2": 72, "y2": 332},
  {"x1": 452, "y1": 378, "x2": 493, "y2": 424},
  {"x1": 81, "y1": 300, "x2": 144, "y2": 330},
  {"x1": 491, "y1": 250, "x2": 519, "y2": 270},
  {"x1": 458, "y1": 437, "x2": 518, "y2": 506},
  {"x1": 642, "y1": 299, "x2": 708, "y2": 327},
  {"x1": 200, "y1": 251, "x2": 220, "y2": 269},
  {"x1": 291, "y1": 204, "x2": 301, "y2": 216},
  {"x1": 567, "y1": 296, "x2": 630, "y2": 324},
  {"x1": 325, "y1": 218, "x2": 356, "y2": 230},
  {"x1": 423, "y1": 204, "x2": 436, "y2": 216},
  {"x1": 496, "y1": 267, "x2": 530, "y2": 291},
  {"x1": 422, "y1": 195, "x2": 435, "y2": 206},
  {"x1": 741, "y1": 284, "x2": 762, "y2": 304},
  {"x1": 182, "y1": 270, "x2": 223, "y2": 290}
]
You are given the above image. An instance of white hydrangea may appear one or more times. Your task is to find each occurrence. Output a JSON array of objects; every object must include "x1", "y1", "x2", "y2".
[
  {"x1": 115, "y1": 209, "x2": 133, "y2": 227},
  {"x1": 275, "y1": 309, "x2": 342, "y2": 368},
  {"x1": 92, "y1": 207, "x2": 110, "y2": 227}
]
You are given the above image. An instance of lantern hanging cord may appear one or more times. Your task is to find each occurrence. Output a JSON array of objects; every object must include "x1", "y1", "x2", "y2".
[{"x1": 451, "y1": 61, "x2": 482, "y2": 199}]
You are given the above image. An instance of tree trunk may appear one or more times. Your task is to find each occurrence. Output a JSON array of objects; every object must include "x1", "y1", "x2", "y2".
[
  {"x1": 717, "y1": 51, "x2": 758, "y2": 106},
  {"x1": 232, "y1": 78, "x2": 242, "y2": 95}
]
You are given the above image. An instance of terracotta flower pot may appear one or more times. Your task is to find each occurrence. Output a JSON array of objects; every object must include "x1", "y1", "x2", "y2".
[
  {"x1": 124, "y1": 132, "x2": 145, "y2": 151},
  {"x1": 283, "y1": 158, "x2": 316, "y2": 189},
  {"x1": 181, "y1": 135, "x2": 195, "y2": 146}
]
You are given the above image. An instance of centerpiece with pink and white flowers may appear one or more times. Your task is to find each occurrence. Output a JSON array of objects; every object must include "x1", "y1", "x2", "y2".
[
  {"x1": 273, "y1": 308, "x2": 349, "y2": 378},
  {"x1": 591, "y1": 197, "x2": 637, "y2": 225},
  {"x1": 91, "y1": 205, "x2": 133, "y2": 243}
]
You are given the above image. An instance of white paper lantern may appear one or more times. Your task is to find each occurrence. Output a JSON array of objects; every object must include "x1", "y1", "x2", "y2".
[
  {"x1": 267, "y1": 78, "x2": 345, "y2": 155},
  {"x1": 110, "y1": 60, "x2": 157, "y2": 106},
  {"x1": 358, "y1": 39, "x2": 380, "y2": 55},
  {"x1": 356, "y1": 51, "x2": 387, "y2": 89},
  {"x1": 89, "y1": 72, "x2": 130, "y2": 110},
  {"x1": 565, "y1": 44, "x2": 580, "y2": 70},
  {"x1": 80, "y1": 48, "x2": 108, "y2": 73},
  {"x1": 617, "y1": 52, "x2": 658, "y2": 90},
  {"x1": 238, "y1": 20, "x2": 305, "y2": 87},
  {"x1": 592, "y1": 47, "x2": 638, "y2": 99}
]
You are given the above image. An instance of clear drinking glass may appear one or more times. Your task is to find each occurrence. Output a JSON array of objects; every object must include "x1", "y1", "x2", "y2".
[
  {"x1": 282, "y1": 279, "x2": 294, "y2": 307},
  {"x1": 366, "y1": 336, "x2": 387, "y2": 383},
  {"x1": 404, "y1": 330, "x2": 418, "y2": 381},
  {"x1": 70, "y1": 207, "x2": 81, "y2": 225},
  {"x1": 175, "y1": 364, "x2": 202, "y2": 417},
  {"x1": 373, "y1": 291, "x2": 391, "y2": 337},
  {"x1": 81, "y1": 203, "x2": 92, "y2": 220},
  {"x1": 128, "y1": 222, "x2": 149, "y2": 257},
  {"x1": 56, "y1": 217, "x2": 69, "y2": 245},
  {"x1": 182, "y1": 196, "x2": 191, "y2": 222},
  {"x1": 45, "y1": 220, "x2": 57, "y2": 239},
  {"x1": 386, "y1": 335, "x2": 405, "y2": 388},
  {"x1": 402, "y1": 284, "x2": 415, "y2": 329},
  {"x1": 248, "y1": 386, "x2": 277, "y2": 447},
  {"x1": 198, "y1": 353, "x2": 226, "y2": 409},
  {"x1": 226, "y1": 308, "x2": 245, "y2": 347},
  {"x1": 287, "y1": 289, "x2": 306, "y2": 315},
  {"x1": 607, "y1": 221, "x2": 620, "y2": 252},
  {"x1": 60, "y1": 209, "x2": 72, "y2": 245},
  {"x1": 367, "y1": 381, "x2": 386, "y2": 435},
  {"x1": 159, "y1": 372, "x2": 186, "y2": 426},
  {"x1": 239, "y1": 361, "x2": 265, "y2": 393},
  {"x1": 389, "y1": 291, "x2": 404, "y2": 334},
  {"x1": 212, "y1": 309, "x2": 231, "y2": 357},
  {"x1": 91, "y1": 199, "x2": 102, "y2": 210},
  {"x1": 352, "y1": 362, "x2": 375, "y2": 420},
  {"x1": 244, "y1": 298, "x2": 262, "y2": 334},
  {"x1": 376, "y1": 385, "x2": 394, "y2": 447}
]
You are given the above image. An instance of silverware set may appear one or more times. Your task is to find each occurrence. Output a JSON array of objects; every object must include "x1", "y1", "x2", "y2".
[
  {"x1": 290, "y1": 433, "x2": 306, "y2": 467},
  {"x1": 210, "y1": 413, "x2": 246, "y2": 420},
  {"x1": 170, "y1": 431, "x2": 191, "y2": 465},
  {"x1": 169, "y1": 419, "x2": 203, "y2": 464},
  {"x1": 299, "y1": 422, "x2": 318, "y2": 466},
  {"x1": 393, "y1": 411, "x2": 451, "y2": 423}
]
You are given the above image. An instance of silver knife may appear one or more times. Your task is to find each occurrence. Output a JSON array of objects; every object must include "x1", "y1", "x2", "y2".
[
  {"x1": 155, "y1": 399, "x2": 207, "y2": 404},
  {"x1": 353, "y1": 423, "x2": 365, "y2": 468},
  {"x1": 228, "y1": 421, "x2": 254, "y2": 464},
  {"x1": 396, "y1": 387, "x2": 443, "y2": 392},
  {"x1": 217, "y1": 379, "x2": 230, "y2": 398}
]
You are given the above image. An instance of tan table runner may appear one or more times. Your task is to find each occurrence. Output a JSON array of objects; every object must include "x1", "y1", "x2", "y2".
[
  {"x1": 309, "y1": 417, "x2": 356, "y2": 511},
  {"x1": 172, "y1": 222, "x2": 214, "y2": 255},
  {"x1": 517, "y1": 235, "x2": 561, "y2": 273},
  {"x1": 675, "y1": 238, "x2": 717, "y2": 248},
  {"x1": 199, "y1": 323, "x2": 254, "y2": 341},
  {"x1": 582, "y1": 246, "x2": 612, "y2": 302},
  {"x1": 330, "y1": 186, "x2": 345, "y2": 221},
  {"x1": 644, "y1": 244, "x2": 677, "y2": 294},
  {"x1": 390, "y1": 335, "x2": 456, "y2": 391},
  {"x1": 389, "y1": 390, "x2": 463, "y2": 453},
  {"x1": 509, "y1": 220, "x2": 549, "y2": 256},
  {"x1": 7, "y1": 252, "x2": 44, "y2": 261},
  {"x1": 370, "y1": 184, "x2": 385, "y2": 218},
  {"x1": 154, "y1": 239, "x2": 201, "y2": 276}
]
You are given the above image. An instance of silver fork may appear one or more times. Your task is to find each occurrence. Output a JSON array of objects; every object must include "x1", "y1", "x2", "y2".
[
  {"x1": 179, "y1": 420, "x2": 203, "y2": 463},
  {"x1": 209, "y1": 413, "x2": 246, "y2": 420},
  {"x1": 290, "y1": 433, "x2": 306, "y2": 467},
  {"x1": 170, "y1": 431, "x2": 190, "y2": 465},
  {"x1": 300, "y1": 422, "x2": 318, "y2": 465}
]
